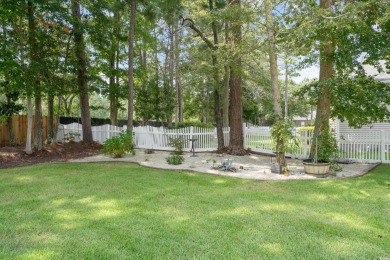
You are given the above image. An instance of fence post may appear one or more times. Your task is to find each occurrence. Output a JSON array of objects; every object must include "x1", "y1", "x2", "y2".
[
  {"x1": 243, "y1": 123, "x2": 247, "y2": 149},
  {"x1": 303, "y1": 130, "x2": 308, "y2": 159},
  {"x1": 381, "y1": 130, "x2": 385, "y2": 163}
]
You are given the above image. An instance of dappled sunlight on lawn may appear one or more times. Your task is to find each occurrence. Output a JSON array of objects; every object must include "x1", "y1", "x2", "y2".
[
  {"x1": 261, "y1": 243, "x2": 283, "y2": 254},
  {"x1": 53, "y1": 197, "x2": 126, "y2": 230},
  {"x1": 20, "y1": 249, "x2": 57, "y2": 260},
  {"x1": 161, "y1": 206, "x2": 191, "y2": 223},
  {"x1": 212, "y1": 179, "x2": 227, "y2": 184},
  {"x1": 14, "y1": 176, "x2": 35, "y2": 183},
  {"x1": 323, "y1": 212, "x2": 381, "y2": 233}
]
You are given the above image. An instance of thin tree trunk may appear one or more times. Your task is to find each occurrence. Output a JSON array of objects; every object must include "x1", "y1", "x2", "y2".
[
  {"x1": 110, "y1": 10, "x2": 120, "y2": 126},
  {"x1": 209, "y1": 0, "x2": 225, "y2": 153},
  {"x1": 223, "y1": 22, "x2": 230, "y2": 128},
  {"x1": 16, "y1": 10, "x2": 31, "y2": 153},
  {"x1": 53, "y1": 96, "x2": 62, "y2": 143},
  {"x1": 33, "y1": 96, "x2": 43, "y2": 150},
  {"x1": 310, "y1": 0, "x2": 334, "y2": 158},
  {"x1": 227, "y1": 0, "x2": 245, "y2": 155},
  {"x1": 47, "y1": 93, "x2": 54, "y2": 144},
  {"x1": 7, "y1": 117, "x2": 14, "y2": 146},
  {"x1": 284, "y1": 59, "x2": 288, "y2": 118},
  {"x1": 29, "y1": 1, "x2": 43, "y2": 151},
  {"x1": 265, "y1": 0, "x2": 284, "y2": 164},
  {"x1": 71, "y1": 0, "x2": 93, "y2": 144},
  {"x1": 174, "y1": 23, "x2": 183, "y2": 124},
  {"x1": 127, "y1": 0, "x2": 136, "y2": 129},
  {"x1": 265, "y1": 0, "x2": 282, "y2": 119},
  {"x1": 109, "y1": 49, "x2": 118, "y2": 125},
  {"x1": 167, "y1": 25, "x2": 174, "y2": 126},
  {"x1": 26, "y1": 97, "x2": 33, "y2": 154}
]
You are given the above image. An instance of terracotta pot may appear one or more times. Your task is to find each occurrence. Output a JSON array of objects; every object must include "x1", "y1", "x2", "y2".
[{"x1": 303, "y1": 160, "x2": 330, "y2": 177}]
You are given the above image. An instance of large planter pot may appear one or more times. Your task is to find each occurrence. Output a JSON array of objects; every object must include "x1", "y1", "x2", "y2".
[
  {"x1": 271, "y1": 163, "x2": 283, "y2": 174},
  {"x1": 303, "y1": 160, "x2": 330, "y2": 177}
]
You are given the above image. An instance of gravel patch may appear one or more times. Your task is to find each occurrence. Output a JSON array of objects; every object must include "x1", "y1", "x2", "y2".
[{"x1": 70, "y1": 149, "x2": 377, "y2": 181}]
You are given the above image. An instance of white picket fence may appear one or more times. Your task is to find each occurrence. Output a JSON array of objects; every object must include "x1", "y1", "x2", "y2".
[{"x1": 56, "y1": 123, "x2": 390, "y2": 164}]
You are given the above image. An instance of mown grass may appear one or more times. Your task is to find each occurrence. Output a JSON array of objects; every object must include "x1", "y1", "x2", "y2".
[{"x1": 0, "y1": 163, "x2": 389, "y2": 259}]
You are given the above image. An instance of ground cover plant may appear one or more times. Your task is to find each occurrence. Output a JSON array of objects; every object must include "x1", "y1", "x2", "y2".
[{"x1": 0, "y1": 163, "x2": 389, "y2": 259}]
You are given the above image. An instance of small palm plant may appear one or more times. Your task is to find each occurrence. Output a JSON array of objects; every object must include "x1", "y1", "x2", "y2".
[{"x1": 271, "y1": 119, "x2": 299, "y2": 173}]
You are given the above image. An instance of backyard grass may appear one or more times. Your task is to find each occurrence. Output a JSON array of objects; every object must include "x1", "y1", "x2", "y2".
[{"x1": 0, "y1": 163, "x2": 389, "y2": 259}]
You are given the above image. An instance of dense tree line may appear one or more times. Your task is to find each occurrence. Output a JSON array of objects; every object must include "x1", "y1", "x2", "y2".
[{"x1": 0, "y1": 0, "x2": 389, "y2": 155}]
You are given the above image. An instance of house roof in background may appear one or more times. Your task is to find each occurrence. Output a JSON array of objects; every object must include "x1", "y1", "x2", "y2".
[{"x1": 363, "y1": 60, "x2": 390, "y2": 84}]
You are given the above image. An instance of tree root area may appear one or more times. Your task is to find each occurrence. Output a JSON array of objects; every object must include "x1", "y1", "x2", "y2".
[{"x1": 0, "y1": 141, "x2": 102, "y2": 169}]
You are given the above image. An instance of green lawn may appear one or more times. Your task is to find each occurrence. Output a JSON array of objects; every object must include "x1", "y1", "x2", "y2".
[{"x1": 0, "y1": 163, "x2": 389, "y2": 259}]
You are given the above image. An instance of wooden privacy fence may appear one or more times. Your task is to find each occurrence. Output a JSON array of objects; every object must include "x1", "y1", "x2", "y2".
[
  {"x1": 56, "y1": 122, "x2": 390, "y2": 163},
  {"x1": 0, "y1": 115, "x2": 49, "y2": 147}
]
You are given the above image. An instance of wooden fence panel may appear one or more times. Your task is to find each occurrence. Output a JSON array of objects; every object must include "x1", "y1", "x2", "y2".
[{"x1": 0, "y1": 115, "x2": 49, "y2": 147}]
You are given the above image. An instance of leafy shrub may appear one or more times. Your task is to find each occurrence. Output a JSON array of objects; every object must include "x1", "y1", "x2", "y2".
[
  {"x1": 101, "y1": 130, "x2": 135, "y2": 158},
  {"x1": 297, "y1": 126, "x2": 314, "y2": 135},
  {"x1": 166, "y1": 155, "x2": 184, "y2": 165},
  {"x1": 168, "y1": 136, "x2": 185, "y2": 155},
  {"x1": 313, "y1": 130, "x2": 338, "y2": 163},
  {"x1": 168, "y1": 121, "x2": 213, "y2": 129},
  {"x1": 64, "y1": 131, "x2": 81, "y2": 142}
]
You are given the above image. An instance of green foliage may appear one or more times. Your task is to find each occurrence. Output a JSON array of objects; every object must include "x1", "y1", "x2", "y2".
[
  {"x1": 297, "y1": 126, "x2": 314, "y2": 135},
  {"x1": 63, "y1": 132, "x2": 81, "y2": 142},
  {"x1": 168, "y1": 121, "x2": 214, "y2": 129},
  {"x1": 312, "y1": 130, "x2": 339, "y2": 164},
  {"x1": 296, "y1": 77, "x2": 390, "y2": 128},
  {"x1": 101, "y1": 130, "x2": 135, "y2": 158},
  {"x1": 271, "y1": 119, "x2": 299, "y2": 154},
  {"x1": 168, "y1": 136, "x2": 185, "y2": 155},
  {"x1": 166, "y1": 154, "x2": 185, "y2": 165}
]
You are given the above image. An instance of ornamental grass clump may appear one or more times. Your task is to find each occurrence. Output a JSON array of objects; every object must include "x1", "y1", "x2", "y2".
[{"x1": 166, "y1": 155, "x2": 185, "y2": 165}]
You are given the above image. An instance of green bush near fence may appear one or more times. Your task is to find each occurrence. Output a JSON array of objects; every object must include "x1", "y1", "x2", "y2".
[{"x1": 101, "y1": 130, "x2": 135, "y2": 158}]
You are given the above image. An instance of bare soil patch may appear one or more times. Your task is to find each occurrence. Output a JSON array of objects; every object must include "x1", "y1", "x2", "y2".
[{"x1": 0, "y1": 141, "x2": 102, "y2": 169}]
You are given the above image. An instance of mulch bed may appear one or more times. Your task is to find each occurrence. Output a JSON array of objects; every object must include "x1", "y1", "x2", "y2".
[{"x1": 0, "y1": 141, "x2": 103, "y2": 169}]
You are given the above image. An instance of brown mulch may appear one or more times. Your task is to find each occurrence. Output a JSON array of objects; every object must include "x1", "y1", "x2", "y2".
[{"x1": 0, "y1": 141, "x2": 103, "y2": 169}]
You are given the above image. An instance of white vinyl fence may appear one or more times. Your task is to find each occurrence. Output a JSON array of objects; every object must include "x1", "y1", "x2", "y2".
[{"x1": 56, "y1": 123, "x2": 390, "y2": 164}]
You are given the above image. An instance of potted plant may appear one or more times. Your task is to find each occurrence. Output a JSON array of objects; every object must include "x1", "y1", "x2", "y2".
[
  {"x1": 271, "y1": 119, "x2": 299, "y2": 174},
  {"x1": 303, "y1": 130, "x2": 339, "y2": 177}
]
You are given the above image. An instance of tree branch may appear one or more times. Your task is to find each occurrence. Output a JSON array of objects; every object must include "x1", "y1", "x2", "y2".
[{"x1": 181, "y1": 18, "x2": 217, "y2": 51}]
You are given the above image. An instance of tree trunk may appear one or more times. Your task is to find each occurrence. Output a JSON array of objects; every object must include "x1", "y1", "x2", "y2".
[
  {"x1": 223, "y1": 22, "x2": 230, "y2": 128},
  {"x1": 47, "y1": 93, "x2": 54, "y2": 144},
  {"x1": 284, "y1": 59, "x2": 288, "y2": 118},
  {"x1": 265, "y1": 0, "x2": 282, "y2": 119},
  {"x1": 209, "y1": 0, "x2": 225, "y2": 153},
  {"x1": 5, "y1": 91, "x2": 15, "y2": 146},
  {"x1": 26, "y1": 96, "x2": 33, "y2": 154},
  {"x1": 174, "y1": 22, "x2": 183, "y2": 124},
  {"x1": 71, "y1": 0, "x2": 93, "y2": 144},
  {"x1": 167, "y1": 25, "x2": 174, "y2": 126},
  {"x1": 127, "y1": 0, "x2": 136, "y2": 129},
  {"x1": 109, "y1": 49, "x2": 118, "y2": 125},
  {"x1": 227, "y1": 0, "x2": 245, "y2": 155},
  {"x1": 310, "y1": 0, "x2": 334, "y2": 158},
  {"x1": 265, "y1": 0, "x2": 284, "y2": 164},
  {"x1": 27, "y1": 0, "x2": 42, "y2": 152},
  {"x1": 110, "y1": 10, "x2": 120, "y2": 126},
  {"x1": 7, "y1": 116, "x2": 14, "y2": 146},
  {"x1": 33, "y1": 96, "x2": 43, "y2": 150}
]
